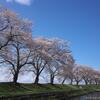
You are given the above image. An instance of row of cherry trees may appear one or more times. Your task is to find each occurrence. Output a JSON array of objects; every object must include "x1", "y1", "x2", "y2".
[
  {"x1": 0, "y1": 7, "x2": 100, "y2": 85},
  {"x1": 59, "y1": 64, "x2": 100, "y2": 85}
]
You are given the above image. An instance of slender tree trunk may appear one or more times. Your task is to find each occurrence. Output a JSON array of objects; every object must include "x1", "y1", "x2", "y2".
[
  {"x1": 76, "y1": 81, "x2": 79, "y2": 85},
  {"x1": 13, "y1": 46, "x2": 20, "y2": 84},
  {"x1": 70, "y1": 79, "x2": 73, "y2": 85},
  {"x1": 84, "y1": 80, "x2": 88, "y2": 85},
  {"x1": 62, "y1": 77, "x2": 66, "y2": 84},
  {"x1": 50, "y1": 74, "x2": 54, "y2": 85},
  {"x1": 34, "y1": 74, "x2": 39, "y2": 85}
]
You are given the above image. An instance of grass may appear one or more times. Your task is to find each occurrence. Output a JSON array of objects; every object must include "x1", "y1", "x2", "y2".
[
  {"x1": 0, "y1": 83, "x2": 78, "y2": 96},
  {"x1": 0, "y1": 82, "x2": 100, "y2": 98},
  {"x1": 68, "y1": 84, "x2": 100, "y2": 98}
]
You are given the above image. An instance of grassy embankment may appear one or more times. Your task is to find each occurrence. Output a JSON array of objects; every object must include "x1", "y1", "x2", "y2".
[{"x1": 0, "y1": 82, "x2": 100, "y2": 99}]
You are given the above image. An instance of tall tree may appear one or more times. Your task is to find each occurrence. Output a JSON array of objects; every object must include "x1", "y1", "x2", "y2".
[
  {"x1": 61, "y1": 68, "x2": 74, "y2": 85},
  {"x1": 81, "y1": 66, "x2": 94, "y2": 85},
  {"x1": 27, "y1": 37, "x2": 52, "y2": 84},
  {"x1": 58, "y1": 55, "x2": 75, "y2": 84},
  {"x1": 46, "y1": 39, "x2": 72, "y2": 84},
  {"x1": 73, "y1": 64, "x2": 83, "y2": 85},
  {"x1": 0, "y1": 9, "x2": 32, "y2": 83}
]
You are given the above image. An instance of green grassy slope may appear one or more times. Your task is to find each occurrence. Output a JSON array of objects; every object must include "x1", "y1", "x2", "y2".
[
  {"x1": 0, "y1": 82, "x2": 99, "y2": 97},
  {"x1": 0, "y1": 83, "x2": 78, "y2": 96}
]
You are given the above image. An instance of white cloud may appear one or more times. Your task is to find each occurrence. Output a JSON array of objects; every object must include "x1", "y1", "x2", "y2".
[
  {"x1": 6, "y1": 0, "x2": 32, "y2": 6},
  {"x1": 15, "y1": 0, "x2": 32, "y2": 6},
  {"x1": 6, "y1": 0, "x2": 13, "y2": 2}
]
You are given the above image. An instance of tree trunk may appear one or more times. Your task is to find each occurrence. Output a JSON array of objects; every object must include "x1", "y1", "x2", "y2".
[
  {"x1": 85, "y1": 80, "x2": 88, "y2": 85},
  {"x1": 95, "y1": 81, "x2": 98, "y2": 85},
  {"x1": 13, "y1": 71, "x2": 19, "y2": 83},
  {"x1": 70, "y1": 79, "x2": 73, "y2": 85},
  {"x1": 50, "y1": 74, "x2": 54, "y2": 85},
  {"x1": 62, "y1": 77, "x2": 66, "y2": 84},
  {"x1": 76, "y1": 81, "x2": 79, "y2": 85},
  {"x1": 34, "y1": 74, "x2": 39, "y2": 85}
]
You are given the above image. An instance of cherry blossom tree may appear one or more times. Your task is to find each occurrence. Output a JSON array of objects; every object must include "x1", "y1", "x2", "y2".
[
  {"x1": 27, "y1": 37, "x2": 52, "y2": 84},
  {"x1": 57, "y1": 55, "x2": 75, "y2": 84},
  {"x1": 73, "y1": 64, "x2": 83, "y2": 85},
  {"x1": 81, "y1": 66, "x2": 94, "y2": 85},
  {"x1": 0, "y1": 8, "x2": 32, "y2": 83},
  {"x1": 46, "y1": 39, "x2": 72, "y2": 84}
]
